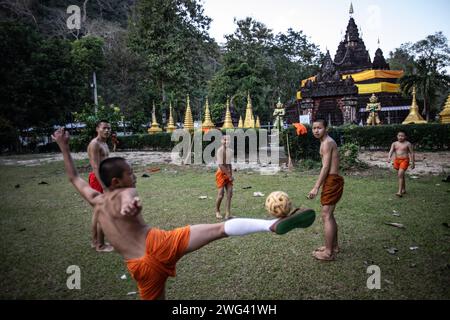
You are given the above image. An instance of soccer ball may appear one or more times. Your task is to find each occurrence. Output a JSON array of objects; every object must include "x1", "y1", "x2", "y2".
[{"x1": 265, "y1": 191, "x2": 293, "y2": 218}]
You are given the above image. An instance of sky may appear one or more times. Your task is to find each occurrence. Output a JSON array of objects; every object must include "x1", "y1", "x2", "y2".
[{"x1": 201, "y1": 0, "x2": 450, "y2": 59}]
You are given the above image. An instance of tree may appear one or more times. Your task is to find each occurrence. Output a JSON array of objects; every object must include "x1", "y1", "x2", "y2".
[
  {"x1": 208, "y1": 18, "x2": 322, "y2": 123},
  {"x1": 127, "y1": 0, "x2": 219, "y2": 121},
  {"x1": 398, "y1": 32, "x2": 450, "y2": 121}
]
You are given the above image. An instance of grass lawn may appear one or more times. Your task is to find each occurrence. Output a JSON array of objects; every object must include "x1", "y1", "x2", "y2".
[{"x1": 0, "y1": 158, "x2": 449, "y2": 300}]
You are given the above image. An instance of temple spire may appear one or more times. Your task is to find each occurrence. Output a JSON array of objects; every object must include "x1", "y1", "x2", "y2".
[
  {"x1": 148, "y1": 101, "x2": 162, "y2": 134},
  {"x1": 166, "y1": 102, "x2": 176, "y2": 133},
  {"x1": 402, "y1": 86, "x2": 427, "y2": 124},
  {"x1": 349, "y1": 2, "x2": 354, "y2": 16},
  {"x1": 201, "y1": 96, "x2": 215, "y2": 130},
  {"x1": 222, "y1": 98, "x2": 234, "y2": 129},
  {"x1": 183, "y1": 95, "x2": 194, "y2": 131}
]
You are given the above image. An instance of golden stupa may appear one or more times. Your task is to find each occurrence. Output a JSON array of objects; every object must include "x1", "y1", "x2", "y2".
[
  {"x1": 201, "y1": 97, "x2": 215, "y2": 130},
  {"x1": 255, "y1": 116, "x2": 261, "y2": 128},
  {"x1": 148, "y1": 102, "x2": 163, "y2": 134},
  {"x1": 221, "y1": 99, "x2": 234, "y2": 129},
  {"x1": 244, "y1": 92, "x2": 256, "y2": 128},
  {"x1": 439, "y1": 94, "x2": 450, "y2": 124},
  {"x1": 238, "y1": 116, "x2": 244, "y2": 128},
  {"x1": 166, "y1": 102, "x2": 176, "y2": 133},
  {"x1": 183, "y1": 95, "x2": 194, "y2": 131},
  {"x1": 402, "y1": 87, "x2": 427, "y2": 124}
]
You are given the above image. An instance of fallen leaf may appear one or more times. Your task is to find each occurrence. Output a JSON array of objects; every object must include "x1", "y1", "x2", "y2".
[
  {"x1": 120, "y1": 274, "x2": 127, "y2": 280},
  {"x1": 38, "y1": 181, "x2": 49, "y2": 185},
  {"x1": 409, "y1": 246, "x2": 419, "y2": 251},
  {"x1": 127, "y1": 292, "x2": 137, "y2": 296},
  {"x1": 141, "y1": 173, "x2": 150, "y2": 178},
  {"x1": 198, "y1": 196, "x2": 208, "y2": 200},
  {"x1": 385, "y1": 222, "x2": 405, "y2": 229},
  {"x1": 253, "y1": 192, "x2": 265, "y2": 197},
  {"x1": 386, "y1": 248, "x2": 398, "y2": 255}
]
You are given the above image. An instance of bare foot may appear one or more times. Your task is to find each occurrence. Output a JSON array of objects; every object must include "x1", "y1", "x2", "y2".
[
  {"x1": 395, "y1": 193, "x2": 403, "y2": 198},
  {"x1": 215, "y1": 212, "x2": 223, "y2": 219},
  {"x1": 314, "y1": 246, "x2": 340, "y2": 254},
  {"x1": 91, "y1": 242, "x2": 111, "y2": 249},
  {"x1": 312, "y1": 250, "x2": 335, "y2": 261},
  {"x1": 401, "y1": 190, "x2": 407, "y2": 195},
  {"x1": 96, "y1": 244, "x2": 114, "y2": 253},
  {"x1": 224, "y1": 214, "x2": 235, "y2": 220}
]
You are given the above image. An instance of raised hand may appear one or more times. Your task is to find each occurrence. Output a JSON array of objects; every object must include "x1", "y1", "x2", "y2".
[
  {"x1": 51, "y1": 127, "x2": 70, "y2": 147},
  {"x1": 121, "y1": 197, "x2": 142, "y2": 216}
]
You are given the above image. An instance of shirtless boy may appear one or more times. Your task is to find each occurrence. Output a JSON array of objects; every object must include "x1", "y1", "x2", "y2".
[
  {"x1": 215, "y1": 135, "x2": 234, "y2": 220},
  {"x1": 308, "y1": 119, "x2": 344, "y2": 261},
  {"x1": 388, "y1": 131, "x2": 415, "y2": 197},
  {"x1": 52, "y1": 127, "x2": 316, "y2": 300},
  {"x1": 87, "y1": 120, "x2": 113, "y2": 252}
]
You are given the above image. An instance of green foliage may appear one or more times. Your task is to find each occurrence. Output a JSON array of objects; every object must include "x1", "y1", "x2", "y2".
[
  {"x1": 283, "y1": 124, "x2": 450, "y2": 162},
  {"x1": 208, "y1": 18, "x2": 322, "y2": 123},
  {"x1": 339, "y1": 143, "x2": 360, "y2": 170},
  {"x1": 72, "y1": 100, "x2": 122, "y2": 148}
]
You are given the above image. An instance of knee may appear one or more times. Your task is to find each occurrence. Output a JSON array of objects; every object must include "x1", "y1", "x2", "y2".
[{"x1": 217, "y1": 190, "x2": 224, "y2": 199}]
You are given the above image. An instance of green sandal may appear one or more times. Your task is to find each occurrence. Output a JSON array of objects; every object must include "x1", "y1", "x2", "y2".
[{"x1": 271, "y1": 208, "x2": 316, "y2": 235}]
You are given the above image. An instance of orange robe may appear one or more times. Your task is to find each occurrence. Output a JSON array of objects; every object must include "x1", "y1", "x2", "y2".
[
  {"x1": 126, "y1": 226, "x2": 190, "y2": 300},
  {"x1": 321, "y1": 174, "x2": 344, "y2": 206}
]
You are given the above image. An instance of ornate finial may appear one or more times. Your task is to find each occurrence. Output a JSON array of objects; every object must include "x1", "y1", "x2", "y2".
[
  {"x1": 148, "y1": 101, "x2": 162, "y2": 134},
  {"x1": 255, "y1": 116, "x2": 261, "y2": 128},
  {"x1": 349, "y1": 2, "x2": 354, "y2": 15},
  {"x1": 369, "y1": 94, "x2": 378, "y2": 103},
  {"x1": 377, "y1": 37, "x2": 380, "y2": 47},
  {"x1": 402, "y1": 85, "x2": 427, "y2": 124},
  {"x1": 222, "y1": 98, "x2": 234, "y2": 129},
  {"x1": 201, "y1": 96, "x2": 215, "y2": 130},
  {"x1": 439, "y1": 93, "x2": 450, "y2": 124},
  {"x1": 244, "y1": 92, "x2": 255, "y2": 128},
  {"x1": 183, "y1": 94, "x2": 194, "y2": 131},
  {"x1": 166, "y1": 101, "x2": 176, "y2": 133},
  {"x1": 238, "y1": 116, "x2": 243, "y2": 128},
  {"x1": 276, "y1": 97, "x2": 283, "y2": 109}
]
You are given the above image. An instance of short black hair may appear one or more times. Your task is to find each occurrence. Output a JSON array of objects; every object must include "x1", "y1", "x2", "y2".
[
  {"x1": 313, "y1": 119, "x2": 328, "y2": 128},
  {"x1": 96, "y1": 120, "x2": 110, "y2": 128},
  {"x1": 397, "y1": 131, "x2": 407, "y2": 136},
  {"x1": 99, "y1": 157, "x2": 129, "y2": 188}
]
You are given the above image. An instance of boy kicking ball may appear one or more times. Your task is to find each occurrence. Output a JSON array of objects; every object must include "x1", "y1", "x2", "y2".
[{"x1": 52, "y1": 127, "x2": 315, "y2": 300}]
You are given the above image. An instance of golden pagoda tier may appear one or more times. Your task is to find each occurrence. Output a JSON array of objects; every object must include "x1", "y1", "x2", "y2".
[
  {"x1": 439, "y1": 94, "x2": 450, "y2": 124},
  {"x1": 183, "y1": 95, "x2": 194, "y2": 131},
  {"x1": 402, "y1": 87, "x2": 427, "y2": 125},
  {"x1": 244, "y1": 92, "x2": 256, "y2": 128},
  {"x1": 148, "y1": 102, "x2": 163, "y2": 134},
  {"x1": 255, "y1": 116, "x2": 261, "y2": 128},
  {"x1": 238, "y1": 116, "x2": 243, "y2": 128},
  {"x1": 221, "y1": 99, "x2": 235, "y2": 129},
  {"x1": 166, "y1": 102, "x2": 176, "y2": 133},
  {"x1": 201, "y1": 97, "x2": 215, "y2": 130}
]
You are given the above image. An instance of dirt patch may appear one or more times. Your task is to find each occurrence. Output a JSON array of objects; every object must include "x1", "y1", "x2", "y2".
[{"x1": 359, "y1": 151, "x2": 450, "y2": 176}]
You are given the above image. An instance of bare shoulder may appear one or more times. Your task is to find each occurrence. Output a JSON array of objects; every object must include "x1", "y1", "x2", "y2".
[
  {"x1": 87, "y1": 138, "x2": 99, "y2": 151},
  {"x1": 326, "y1": 137, "x2": 337, "y2": 149}
]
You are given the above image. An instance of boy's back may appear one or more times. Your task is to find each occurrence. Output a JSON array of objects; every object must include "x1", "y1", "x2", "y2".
[{"x1": 93, "y1": 188, "x2": 150, "y2": 260}]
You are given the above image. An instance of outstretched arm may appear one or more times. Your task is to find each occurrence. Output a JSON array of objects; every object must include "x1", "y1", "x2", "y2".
[{"x1": 52, "y1": 128, "x2": 101, "y2": 206}]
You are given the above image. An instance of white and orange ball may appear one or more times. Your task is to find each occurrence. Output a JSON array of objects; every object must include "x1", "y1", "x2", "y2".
[{"x1": 265, "y1": 191, "x2": 293, "y2": 218}]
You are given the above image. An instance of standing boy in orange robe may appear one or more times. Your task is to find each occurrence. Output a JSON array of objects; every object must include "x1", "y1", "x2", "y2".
[
  {"x1": 308, "y1": 119, "x2": 344, "y2": 261},
  {"x1": 388, "y1": 131, "x2": 415, "y2": 197},
  {"x1": 215, "y1": 135, "x2": 234, "y2": 220}
]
